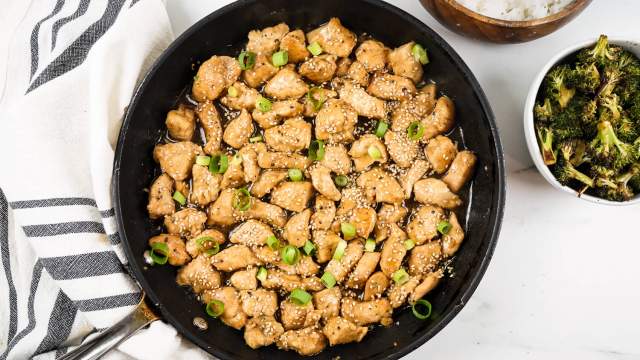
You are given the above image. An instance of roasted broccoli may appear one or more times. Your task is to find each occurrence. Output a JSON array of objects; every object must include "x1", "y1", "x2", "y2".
[
  {"x1": 576, "y1": 35, "x2": 621, "y2": 67},
  {"x1": 616, "y1": 115, "x2": 639, "y2": 143},
  {"x1": 554, "y1": 141, "x2": 594, "y2": 188},
  {"x1": 595, "y1": 163, "x2": 640, "y2": 201},
  {"x1": 589, "y1": 120, "x2": 635, "y2": 170},
  {"x1": 536, "y1": 126, "x2": 556, "y2": 165},
  {"x1": 534, "y1": 98, "x2": 554, "y2": 122},
  {"x1": 544, "y1": 64, "x2": 576, "y2": 109},
  {"x1": 568, "y1": 63, "x2": 600, "y2": 93}
]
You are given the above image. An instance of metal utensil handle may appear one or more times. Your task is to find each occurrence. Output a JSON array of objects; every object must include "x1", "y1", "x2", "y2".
[{"x1": 59, "y1": 296, "x2": 159, "y2": 360}]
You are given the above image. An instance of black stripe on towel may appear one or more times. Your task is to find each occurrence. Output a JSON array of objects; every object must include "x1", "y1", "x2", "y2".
[
  {"x1": 29, "y1": 0, "x2": 66, "y2": 79},
  {"x1": 0, "y1": 189, "x2": 18, "y2": 342},
  {"x1": 75, "y1": 292, "x2": 141, "y2": 312},
  {"x1": 51, "y1": 0, "x2": 91, "y2": 49},
  {"x1": 41, "y1": 252, "x2": 124, "y2": 280},
  {"x1": 99, "y1": 208, "x2": 115, "y2": 218},
  {"x1": 10, "y1": 197, "x2": 97, "y2": 209},
  {"x1": 34, "y1": 291, "x2": 78, "y2": 355},
  {"x1": 23, "y1": 221, "x2": 106, "y2": 237}
]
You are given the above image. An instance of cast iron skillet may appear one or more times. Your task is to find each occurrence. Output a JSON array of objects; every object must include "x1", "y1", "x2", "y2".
[{"x1": 109, "y1": 0, "x2": 505, "y2": 359}]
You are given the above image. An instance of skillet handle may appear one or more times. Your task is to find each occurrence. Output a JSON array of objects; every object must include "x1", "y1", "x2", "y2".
[{"x1": 59, "y1": 295, "x2": 159, "y2": 360}]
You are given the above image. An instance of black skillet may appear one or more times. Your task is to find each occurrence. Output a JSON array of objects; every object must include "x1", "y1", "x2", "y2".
[{"x1": 67, "y1": 0, "x2": 505, "y2": 359}]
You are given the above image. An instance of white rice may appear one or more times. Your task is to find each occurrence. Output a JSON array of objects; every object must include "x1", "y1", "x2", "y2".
[{"x1": 456, "y1": 0, "x2": 575, "y2": 21}]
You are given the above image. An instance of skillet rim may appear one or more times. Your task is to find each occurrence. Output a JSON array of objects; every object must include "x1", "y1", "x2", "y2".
[{"x1": 112, "y1": 0, "x2": 506, "y2": 358}]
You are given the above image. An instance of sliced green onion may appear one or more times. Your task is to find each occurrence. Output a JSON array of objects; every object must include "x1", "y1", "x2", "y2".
[
  {"x1": 288, "y1": 168, "x2": 303, "y2": 181},
  {"x1": 307, "y1": 41, "x2": 323, "y2": 56},
  {"x1": 289, "y1": 288, "x2": 312, "y2": 305},
  {"x1": 281, "y1": 245, "x2": 300, "y2": 265},
  {"x1": 256, "y1": 96, "x2": 272, "y2": 113},
  {"x1": 333, "y1": 239, "x2": 348, "y2": 260},
  {"x1": 233, "y1": 187, "x2": 251, "y2": 211},
  {"x1": 375, "y1": 121, "x2": 388, "y2": 138},
  {"x1": 307, "y1": 87, "x2": 326, "y2": 111},
  {"x1": 321, "y1": 271, "x2": 336, "y2": 288},
  {"x1": 209, "y1": 154, "x2": 229, "y2": 174},
  {"x1": 172, "y1": 191, "x2": 186, "y2": 205},
  {"x1": 196, "y1": 237, "x2": 219, "y2": 257},
  {"x1": 227, "y1": 86, "x2": 238, "y2": 97},
  {"x1": 272, "y1": 50, "x2": 289, "y2": 67},
  {"x1": 249, "y1": 135, "x2": 263, "y2": 143},
  {"x1": 196, "y1": 236, "x2": 214, "y2": 247},
  {"x1": 407, "y1": 121, "x2": 425, "y2": 141},
  {"x1": 238, "y1": 51, "x2": 256, "y2": 70},
  {"x1": 205, "y1": 300, "x2": 225, "y2": 318},
  {"x1": 392, "y1": 268, "x2": 410, "y2": 285},
  {"x1": 266, "y1": 235, "x2": 280, "y2": 250},
  {"x1": 303, "y1": 240, "x2": 315, "y2": 255},
  {"x1": 150, "y1": 242, "x2": 169, "y2": 265},
  {"x1": 412, "y1": 43, "x2": 429, "y2": 65},
  {"x1": 340, "y1": 222, "x2": 356, "y2": 241},
  {"x1": 196, "y1": 155, "x2": 211, "y2": 166},
  {"x1": 308, "y1": 140, "x2": 325, "y2": 161},
  {"x1": 437, "y1": 221, "x2": 452, "y2": 235},
  {"x1": 412, "y1": 299, "x2": 432, "y2": 320},
  {"x1": 364, "y1": 238, "x2": 376, "y2": 252},
  {"x1": 256, "y1": 267, "x2": 268, "y2": 282},
  {"x1": 334, "y1": 175, "x2": 348, "y2": 187},
  {"x1": 368, "y1": 145, "x2": 382, "y2": 160},
  {"x1": 404, "y1": 239, "x2": 415, "y2": 251}
]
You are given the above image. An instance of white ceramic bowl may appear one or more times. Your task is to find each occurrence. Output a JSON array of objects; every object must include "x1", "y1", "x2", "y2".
[{"x1": 524, "y1": 37, "x2": 640, "y2": 206}]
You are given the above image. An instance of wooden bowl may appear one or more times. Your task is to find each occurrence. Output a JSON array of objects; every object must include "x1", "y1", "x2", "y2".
[{"x1": 420, "y1": 0, "x2": 592, "y2": 43}]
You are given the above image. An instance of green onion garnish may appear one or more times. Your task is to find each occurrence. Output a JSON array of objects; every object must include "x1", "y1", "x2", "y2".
[
  {"x1": 256, "y1": 267, "x2": 268, "y2": 282},
  {"x1": 321, "y1": 271, "x2": 336, "y2": 288},
  {"x1": 303, "y1": 240, "x2": 315, "y2": 255},
  {"x1": 288, "y1": 168, "x2": 303, "y2": 181},
  {"x1": 233, "y1": 187, "x2": 251, "y2": 211},
  {"x1": 437, "y1": 221, "x2": 452, "y2": 235},
  {"x1": 375, "y1": 121, "x2": 388, "y2": 138},
  {"x1": 196, "y1": 236, "x2": 214, "y2": 247},
  {"x1": 172, "y1": 191, "x2": 186, "y2": 205},
  {"x1": 333, "y1": 239, "x2": 348, "y2": 260},
  {"x1": 289, "y1": 288, "x2": 312, "y2": 305},
  {"x1": 411, "y1": 43, "x2": 429, "y2": 65},
  {"x1": 307, "y1": 41, "x2": 323, "y2": 56},
  {"x1": 368, "y1": 145, "x2": 382, "y2": 160},
  {"x1": 227, "y1": 86, "x2": 238, "y2": 97},
  {"x1": 256, "y1": 96, "x2": 272, "y2": 113},
  {"x1": 308, "y1": 140, "x2": 325, "y2": 161},
  {"x1": 249, "y1": 135, "x2": 263, "y2": 143},
  {"x1": 238, "y1": 51, "x2": 256, "y2": 70},
  {"x1": 411, "y1": 299, "x2": 432, "y2": 320},
  {"x1": 334, "y1": 175, "x2": 348, "y2": 187},
  {"x1": 196, "y1": 236, "x2": 220, "y2": 256},
  {"x1": 364, "y1": 238, "x2": 376, "y2": 252},
  {"x1": 272, "y1": 50, "x2": 289, "y2": 67},
  {"x1": 404, "y1": 239, "x2": 415, "y2": 251},
  {"x1": 281, "y1": 245, "x2": 300, "y2": 265},
  {"x1": 196, "y1": 155, "x2": 211, "y2": 166},
  {"x1": 206, "y1": 300, "x2": 225, "y2": 318},
  {"x1": 340, "y1": 222, "x2": 356, "y2": 240},
  {"x1": 150, "y1": 242, "x2": 169, "y2": 265},
  {"x1": 407, "y1": 121, "x2": 425, "y2": 141},
  {"x1": 266, "y1": 235, "x2": 280, "y2": 250},
  {"x1": 307, "y1": 87, "x2": 326, "y2": 111},
  {"x1": 209, "y1": 154, "x2": 229, "y2": 174},
  {"x1": 392, "y1": 268, "x2": 410, "y2": 285}
]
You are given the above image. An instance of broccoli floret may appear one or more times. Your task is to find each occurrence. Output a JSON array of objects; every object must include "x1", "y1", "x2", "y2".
[
  {"x1": 594, "y1": 163, "x2": 640, "y2": 201},
  {"x1": 589, "y1": 120, "x2": 636, "y2": 169},
  {"x1": 628, "y1": 94, "x2": 640, "y2": 122},
  {"x1": 616, "y1": 115, "x2": 640, "y2": 143},
  {"x1": 598, "y1": 67, "x2": 623, "y2": 98},
  {"x1": 536, "y1": 126, "x2": 556, "y2": 165},
  {"x1": 598, "y1": 94, "x2": 622, "y2": 122},
  {"x1": 534, "y1": 98, "x2": 554, "y2": 122},
  {"x1": 570, "y1": 139, "x2": 590, "y2": 167},
  {"x1": 576, "y1": 35, "x2": 621, "y2": 67},
  {"x1": 616, "y1": 75, "x2": 640, "y2": 106},
  {"x1": 617, "y1": 50, "x2": 640, "y2": 71},
  {"x1": 544, "y1": 64, "x2": 576, "y2": 109},
  {"x1": 550, "y1": 96, "x2": 588, "y2": 140},
  {"x1": 553, "y1": 141, "x2": 594, "y2": 188},
  {"x1": 580, "y1": 99, "x2": 599, "y2": 133},
  {"x1": 567, "y1": 63, "x2": 600, "y2": 93}
]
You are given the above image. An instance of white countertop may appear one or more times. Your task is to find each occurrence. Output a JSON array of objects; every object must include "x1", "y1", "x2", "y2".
[{"x1": 164, "y1": 1, "x2": 640, "y2": 359}]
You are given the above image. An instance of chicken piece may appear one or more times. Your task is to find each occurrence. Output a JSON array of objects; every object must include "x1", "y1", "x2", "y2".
[
  {"x1": 230, "y1": 220, "x2": 274, "y2": 247},
  {"x1": 324, "y1": 240, "x2": 364, "y2": 283},
  {"x1": 310, "y1": 196, "x2": 336, "y2": 231},
  {"x1": 379, "y1": 223, "x2": 407, "y2": 277},
  {"x1": 391, "y1": 84, "x2": 437, "y2": 132},
  {"x1": 196, "y1": 102, "x2": 223, "y2": 155},
  {"x1": 185, "y1": 228, "x2": 226, "y2": 258},
  {"x1": 442, "y1": 212, "x2": 465, "y2": 256},
  {"x1": 239, "y1": 143, "x2": 263, "y2": 183},
  {"x1": 323, "y1": 317, "x2": 368, "y2": 346},
  {"x1": 301, "y1": 276, "x2": 325, "y2": 292},
  {"x1": 409, "y1": 271, "x2": 442, "y2": 304},
  {"x1": 349, "y1": 134, "x2": 388, "y2": 172},
  {"x1": 247, "y1": 22, "x2": 289, "y2": 55},
  {"x1": 340, "y1": 298, "x2": 392, "y2": 326},
  {"x1": 400, "y1": 160, "x2": 430, "y2": 199},
  {"x1": 302, "y1": 88, "x2": 338, "y2": 117},
  {"x1": 306, "y1": 18, "x2": 356, "y2": 57},
  {"x1": 299, "y1": 54, "x2": 338, "y2": 83},
  {"x1": 202, "y1": 287, "x2": 246, "y2": 330},
  {"x1": 166, "y1": 104, "x2": 195, "y2": 141},
  {"x1": 211, "y1": 245, "x2": 260, "y2": 271},
  {"x1": 252, "y1": 100, "x2": 304, "y2": 129},
  {"x1": 223, "y1": 109, "x2": 254, "y2": 149},
  {"x1": 251, "y1": 170, "x2": 288, "y2": 197},
  {"x1": 336, "y1": 57, "x2": 352, "y2": 76},
  {"x1": 346, "y1": 252, "x2": 380, "y2": 289},
  {"x1": 148, "y1": 234, "x2": 189, "y2": 266},
  {"x1": 246, "y1": 198, "x2": 288, "y2": 228},
  {"x1": 283, "y1": 209, "x2": 311, "y2": 247},
  {"x1": 277, "y1": 326, "x2": 327, "y2": 356},
  {"x1": 242, "y1": 54, "x2": 278, "y2": 88},
  {"x1": 312, "y1": 230, "x2": 341, "y2": 263},
  {"x1": 277, "y1": 255, "x2": 320, "y2": 277},
  {"x1": 442, "y1": 150, "x2": 477, "y2": 193},
  {"x1": 220, "y1": 156, "x2": 245, "y2": 190},
  {"x1": 258, "y1": 151, "x2": 312, "y2": 170},
  {"x1": 414, "y1": 178, "x2": 462, "y2": 209},
  {"x1": 346, "y1": 61, "x2": 370, "y2": 87},
  {"x1": 383, "y1": 130, "x2": 419, "y2": 169},
  {"x1": 313, "y1": 287, "x2": 342, "y2": 321},
  {"x1": 264, "y1": 117, "x2": 311, "y2": 152},
  {"x1": 244, "y1": 316, "x2": 284, "y2": 349},
  {"x1": 355, "y1": 40, "x2": 388, "y2": 72},
  {"x1": 350, "y1": 207, "x2": 376, "y2": 239},
  {"x1": 374, "y1": 203, "x2": 408, "y2": 242},
  {"x1": 192, "y1": 56, "x2": 242, "y2": 102},
  {"x1": 363, "y1": 271, "x2": 389, "y2": 301},
  {"x1": 388, "y1": 41, "x2": 424, "y2": 83},
  {"x1": 337, "y1": 81, "x2": 386, "y2": 120},
  {"x1": 264, "y1": 67, "x2": 309, "y2": 100},
  {"x1": 320, "y1": 143, "x2": 352, "y2": 175},
  {"x1": 190, "y1": 164, "x2": 222, "y2": 207},
  {"x1": 407, "y1": 205, "x2": 445, "y2": 245},
  {"x1": 206, "y1": 188, "x2": 238, "y2": 226},
  {"x1": 230, "y1": 268, "x2": 258, "y2": 290},
  {"x1": 314, "y1": 99, "x2": 358, "y2": 143},
  {"x1": 270, "y1": 181, "x2": 314, "y2": 212},
  {"x1": 220, "y1": 81, "x2": 260, "y2": 111},
  {"x1": 280, "y1": 299, "x2": 314, "y2": 330},
  {"x1": 279, "y1": 29, "x2": 309, "y2": 63},
  {"x1": 176, "y1": 254, "x2": 222, "y2": 293},
  {"x1": 388, "y1": 276, "x2": 421, "y2": 308},
  {"x1": 408, "y1": 241, "x2": 442, "y2": 276},
  {"x1": 175, "y1": 180, "x2": 190, "y2": 200},
  {"x1": 153, "y1": 142, "x2": 202, "y2": 181},
  {"x1": 261, "y1": 270, "x2": 302, "y2": 292},
  {"x1": 254, "y1": 245, "x2": 281, "y2": 264},
  {"x1": 241, "y1": 288, "x2": 278, "y2": 317},
  {"x1": 147, "y1": 174, "x2": 175, "y2": 219},
  {"x1": 367, "y1": 73, "x2": 416, "y2": 101},
  {"x1": 356, "y1": 167, "x2": 404, "y2": 204},
  {"x1": 164, "y1": 208, "x2": 207, "y2": 238},
  {"x1": 422, "y1": 96, "x2": 455, "y2": 140},
  {"x1": 310, "y1": 164, "x2": 341, "y2": 201},
  {"x1": 425, "y1": 135, "x2": 457, "y2": 174}
]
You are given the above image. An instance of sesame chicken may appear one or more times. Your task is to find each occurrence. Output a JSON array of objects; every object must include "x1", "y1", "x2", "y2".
[
  {"x1": 384, "y1": 130, "x2": 419, "y2": 168},
  {"x1": 282, "y1": 208, "x2": 311, "y2": 247},
  {"x1": 147, "y1": 174, "x2": 174, "y2": 219},
  {"x1": 422, "y1": 96, "x2": 455, "y2": 140},
  {"x1": 279, "y1": 30, "x2": 310, "y2": 63},
  {"x1": 148, "y1": 234, "x2": 190, "y2": 266},
  {"x1": 220, "y1": 81, "x2": 260, "y2": 110},
  {"x1": 163, "y1": 208, "x2": 207, "y2": 238},
  {"x1": 442, "y1": 212, "x2": 465, "y2": 256},
  {"x1": 310, "y1": 195, "x2": 336, "y2": 231},
  {"x1": 337, "y1": 80, "x2": 386, "y2": 120},
  {"x1": 425, "y1": 135, "x2": 458, "y2": 174},
  {"x1": 442, "y1": 150, "x2": 477, "y2": 192},
  {"x1": 310, "y1": 164, "x2": 342, "y2": 201},
  {"x1": 314, "y1": 99, "x2": 358, "y2": 143},
  {"x1": 406, "y1": 205, "x2": 445, "y2": 245},
  {"x1": 363, "y1": 271, "x2": 390, "y2": 301},
  {"x1": 250, "y1": 170, "x2": 288, "y2": 197},
  {"x1": 270, "y1": 181, "x2": 314, "y2": 212},
  {"x1": 264, "y1": 117, "x2": 312, "y2": 152},
  {"x1": 346, "y1": 60, "x2": 370, "y2": 87},
  {"x1": 202, "y1": 287, "x2": 247, "y2": 330},
  {"x1": 211, "y1": 245, "x2": 261, "y2": 271},
  {"x1": 176, "y1": 254, "x2": 222, "y2": 293},
  {"x1": 299, "y1": 54, "x2": 338, "y2": 83},
  {"x1": 165, "y1": 104, "x2": 195, "y2": 141},
  {"x1": 367, "y1": 73, "x2": 417, "y2": 101},
  {"x1": 388, "y1": 41, "x2": 424, "y2": 83},
  {"x1": 229, "y1": 268, "x2": 258, "y2": 290},
  {"x1": 185, "y1": 228, "x2": 226, "y2": 258},
  {"x1": 223, "y1": 109, "x2": 254, "y2": 149},
  {"x1": 252, "y1": 99, "x2": 304, "y2": 129},
  {"x1": 153, "y1": 141, "x2": 202, "y2": 181},
  {"x1": 192, "y1": 55, "x2": 241, "y2": 102},
  {"x1": 195, "y1": 102, "x2": 223, "y2": 155},
  {"x1": 244, "y1": 316, "x2": 284, "y2": 349},
  {"x1": 242, "y1": 54, "x2": 278, "y2": 88},
  {"x1": 276, "y1": 326, "x2": 327, "y2": 356},
  {"x1": 413, "y1": 178, "x2": 462, "y2": 209},
  {"x1": 229, "y1": 219, "x2": 274, "y2": 247},
  {"x1": 320, "y1": 143, "x2": 352, "y2": 175},
  {"x1": 264, "y1": 67, "x2": 309, "y2": 100},
  {"x1": 190, "y1": 164, "x2": 222, "y2": 207},
  {"x1": 355, "y1": 39, "x2": 388, "y2": 72},
  {"x1": 323, "y1": 316, "x2": 368, "y2": 346},
  {"x1": 306, "y1": 17, "x2": 356, "y2": 57},
  {"x1": 246, "y1": 22, "x2": 289, "y2": 56},
  {"x1": 349, "y1": 134, "x2": 388, "y2": 171},
  {"x1": 400, "y1": 159, "x2": 430, "y2": 199}
]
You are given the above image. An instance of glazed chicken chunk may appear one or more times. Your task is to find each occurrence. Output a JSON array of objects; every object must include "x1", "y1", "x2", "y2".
[
  {"x1": 148, "y1": 234, "x2": 189, "y2": 266},
  {"x1": 315, "y1": 99, "x2": 358, "y2": 143},
  {"x1": 192, "y1": 56, "x2": 241, "y2": 102},
  {"x1": 166, "y1": 104, "x2": 195, "y2": 141},
  {"x1": 306, "y1": 17, "x2": 356, "y2": 57},
  {"x1": 388, "y1": 41, "x2": 424, "y2": 83},
  {"x1": 153, "y1": 142, "x2": 202, "y2": 181},
  {"x1": 220, "y1": 81, "x2": 260, "y2": 110},
  {"x1": 299, "y1": 54, "x2": 338, "y2": 83},
  {"x1": 147, "y1": 174, "x2": 174, "y2": 219},
  {"x1": 355, "y1": 39, "x2": 388, "y2": 72},
  {"x1": 279, "y1": 29, "x2": 310, "y2": 63},
  {"x1": 264, "y1": 117, "x2": 312, "y2": 152},
  {"x1": 176, "y1": 254, "x2": 222, "y2": 293},
  {"x1": 247, "y1": 22, "x2": 289, "y2": 55},
  {"x1": 264, "y1": 67, "x2": 309, "y2": 100}
]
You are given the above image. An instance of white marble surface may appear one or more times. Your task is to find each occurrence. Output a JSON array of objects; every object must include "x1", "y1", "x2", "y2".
[{"x1": 164, "y1": 1, "x2": 640, "y2": 359}]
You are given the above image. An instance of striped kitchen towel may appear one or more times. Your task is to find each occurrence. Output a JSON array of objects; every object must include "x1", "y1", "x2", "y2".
[{"x1": 0, "y1": 0, "x2": 175, "y2": 358}]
